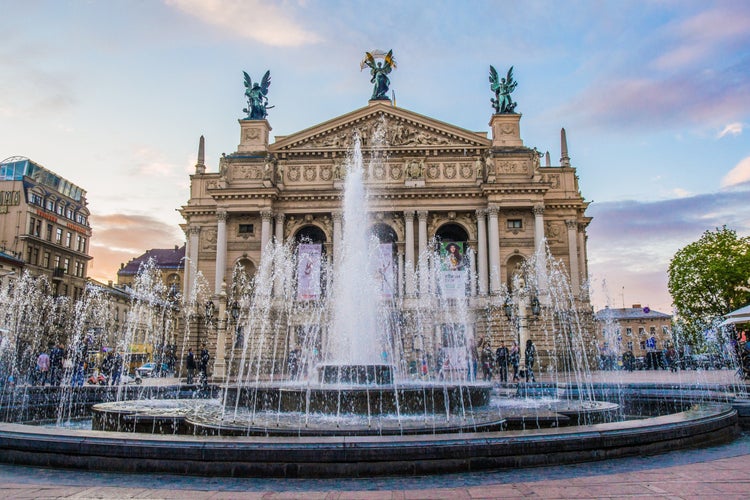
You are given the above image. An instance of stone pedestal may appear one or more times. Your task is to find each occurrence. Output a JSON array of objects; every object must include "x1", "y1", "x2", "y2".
[
  {"x1": 238, "y1": 119, "x2": 271, "y2": 153},
  {"x1": 490, "y1": 113, "x2": 523, "y2": 148}
]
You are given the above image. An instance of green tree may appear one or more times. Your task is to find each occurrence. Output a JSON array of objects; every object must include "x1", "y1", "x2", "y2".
[{"x1": 668, "y1": 226, "x2": 750, "y2": 341}]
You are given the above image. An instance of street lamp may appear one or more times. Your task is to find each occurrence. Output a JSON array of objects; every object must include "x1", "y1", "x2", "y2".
[{"x1": 230, "y1": 301, "x2": 241, "y2": 348}]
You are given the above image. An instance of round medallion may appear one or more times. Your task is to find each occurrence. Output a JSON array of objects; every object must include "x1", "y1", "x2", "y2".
[
  {"x1": 304, "y1": 166, "x2": 317, "y2": 182},
  {"x1": 427, "y1": 164, "x2": 439, "y2": 179}
]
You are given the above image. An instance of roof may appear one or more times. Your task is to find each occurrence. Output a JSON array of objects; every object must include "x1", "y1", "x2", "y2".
[
  {"x1": 719, "y1": 303, "x2": 750, "y2": 327},
  {"x1": 118, "y1": 245, "x2": 185, "y2": 276},
  {"x1": 1, "y1": 157, "x2": 85, "y2": 201},
  {"x1": 0, "y1": 249, "x2": 24, "y2": 267},
  {"x1": 594, "y1": 306, "x2": 672, "y2": 322}
]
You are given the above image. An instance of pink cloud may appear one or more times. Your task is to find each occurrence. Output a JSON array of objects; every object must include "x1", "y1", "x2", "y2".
[{"x1": 88, "y1": 213, "x2": 184, "y2": 283}]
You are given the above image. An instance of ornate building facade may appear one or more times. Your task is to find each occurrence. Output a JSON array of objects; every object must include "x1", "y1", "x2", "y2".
[
  {"x1": 0, "y1": 157, "x2": 92, "y2": 299},
  {"x1": 180, "y1": 99, "x2": 593, "y2": 376}
]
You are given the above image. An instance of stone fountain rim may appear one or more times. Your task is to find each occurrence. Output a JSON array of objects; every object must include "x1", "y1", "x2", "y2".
[{"x1": 0, "y1": 401, "x2": 738, "y2": 477}]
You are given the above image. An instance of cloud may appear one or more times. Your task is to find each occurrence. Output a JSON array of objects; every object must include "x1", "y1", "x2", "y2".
[
  {"x1": 651, "y1": 6, "x2": 750, "y2": 71},
  {"x1": 721, "y1": 156, "x2": 750, "y2": 188},
  {"x1": 165, "y1": 0, "x2": 322, "y2": 47},
  {"x1": 88, "y1": 213, "x2": 184, "y2": 282},
  {"x1": 586, "y1": 188, "x2": 750, "y2": 311},
  {"x1": 718, "y1": 122, "x2": 743, "y2": 138},
  {"x1": 563, "y1": 5, "x2": 750, "y2": 130}
]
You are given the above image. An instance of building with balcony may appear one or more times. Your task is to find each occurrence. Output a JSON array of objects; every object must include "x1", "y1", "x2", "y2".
[{"x1": 0, "y1": 156, "x2": 92, "y2": 299}]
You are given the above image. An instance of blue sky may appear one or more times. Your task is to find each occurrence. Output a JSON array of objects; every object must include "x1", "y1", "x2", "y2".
[{"x1": 1, "y1": 0, "x2": 749, "y2": 314}]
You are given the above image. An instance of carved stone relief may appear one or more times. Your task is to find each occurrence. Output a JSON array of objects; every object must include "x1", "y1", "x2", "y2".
[
  {"x1": 443, "y1": 163, "x2": 456, "y2": 179},
  {"x1": 459, "y1": 162, "x2": 473, "y2": 179},
  {"x1": 543, "y1": 173, "x2": 561, "y2": 188},
  {"x1": 201, "y1": 227, "x2": 217, "y2": 251},
  {"x1": 389, "y1": 163, "x2": 403, "y2": 180},
  {"x1": 545, "y1": 221, "x2": 563, "y2": 243},
  {"x1": 287, "y1": 165, "x2": 301, "y2": 182},
  {"x1": 303, "y1": 166, "x2": 317, "y2": 182},
  {"x1": 426, "y1": 163, "x2": 440, "y2": 180}
]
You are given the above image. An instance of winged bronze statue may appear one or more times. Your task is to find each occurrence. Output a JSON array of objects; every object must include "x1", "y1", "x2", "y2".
[
  {"x1": 490, "y1": 65, "x2": 518, "y2": 114},
  {"x1": 243, "y1": 70, "x2": 273, "y2": 120},
  {"x1": 361, "y1": 50, "x2": 396, "y2": 101}
]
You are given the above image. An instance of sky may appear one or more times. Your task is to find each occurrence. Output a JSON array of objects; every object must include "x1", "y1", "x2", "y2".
[{"x1": 1, "y1": 0, "x2": 749, "y2": 315}]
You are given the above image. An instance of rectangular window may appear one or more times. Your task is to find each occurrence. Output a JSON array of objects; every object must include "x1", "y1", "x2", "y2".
[
  {"x1": 63, "y1": 257, "x2": 70, "y2": 273},
  {"x1": 46, "y1": 224, "x2": 53, "y2": 241},
  {"x1": 627, "y1": 341, "x2": 634, "y2": 351},
  {"x1": 662, "y1": 326, "x2": 670, "y2": 335},
  {"x1": 31, "y1": 247, "x2": 39, "y2": 265},
  {"x1": 46, "y1": 200, "x2": 54, "y2": 211},
  {"x1": 28, "y1": 217, "x2": 36, "y2": 234},
  {"x1": 626, "y1": 327, "x2": 632, "y2": 336},
  {"x1": 53, "y1": 255, "x2": 61, "y2": 269},
  {"x1": 650, "y1": 326, "x2": 656, "y2": 335},
  {"x1": 56, "y1": 204, "x2": 64, "y2": 216},
  {"x1": 65, "y1": 232, "x2": 72, "y2": 248},
  {"x1": 42, "y1": 252, "x2": 50, "y2": 268},
  {"x1": 66, "y1": 208, "x2": 73, "y2": 219},
  {"x1": 507, "y1": 219, "x2": 523, "y2": 229},
  {"x1": 80, "y1": 237, "x2": 86, "y2": 253},
  {"x1": 55, "y1": 228, "x2": 63, "y2": 244},
  {"x1": 638, "y1": 327, "x2": 646, "y2": 336},
  {"x1": 640, "y1": 341, "x2": 646, "y2": 350},
  {"x1": 238, "y1": 224, "x2": 254, "y2": 234}
]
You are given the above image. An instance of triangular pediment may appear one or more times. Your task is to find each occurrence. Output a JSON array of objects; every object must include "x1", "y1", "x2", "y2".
[{"x1": 271, "y1": 102, "x2": 490, "y2": 154}]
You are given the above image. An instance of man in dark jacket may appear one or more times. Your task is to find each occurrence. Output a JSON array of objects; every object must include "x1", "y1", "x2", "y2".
[{"x1": 495, "y1": 342, "x2": 509, "y2": 383}]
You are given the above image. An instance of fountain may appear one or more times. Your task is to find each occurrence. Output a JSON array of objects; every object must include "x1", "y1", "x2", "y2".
[{"x1": 0, "y1": 120, "x2": 747, "y2": 478}]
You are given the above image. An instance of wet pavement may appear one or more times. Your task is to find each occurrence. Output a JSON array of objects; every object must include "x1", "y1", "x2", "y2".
[{"x1": 1, "y1": 370, "x2": 748, "y2": 499}]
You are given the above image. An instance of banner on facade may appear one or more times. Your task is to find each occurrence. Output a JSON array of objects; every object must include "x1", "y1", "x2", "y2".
[
  {"x1": 439, "y1": 241, "x2": 468, "y2": 298},
  {"x1": 296, "y1": 244, "x2": 322, "y2": 301},
  {"x1": 370, "y1": 243, "x2": 395, "y2": 299}
]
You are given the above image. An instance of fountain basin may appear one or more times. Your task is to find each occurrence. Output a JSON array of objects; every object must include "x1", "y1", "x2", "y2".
[{"x1": 0, "y1": 402, "x2": 737, "y2": 477}]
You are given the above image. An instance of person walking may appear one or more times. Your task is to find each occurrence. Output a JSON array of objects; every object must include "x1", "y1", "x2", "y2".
[
  {"x1": 495, "y1": 342, "x2": 509, "y2": 383},
  {"x1": 186, "y1": 348, "x2": 196, "y2": 384},
  {"x1": 110, "y1": 353, "x2": 123, "y2": 385},
  {"x1": 524, "y1": 339, "x2": 536, "y2": 382},
  {"x1": 509, "y1": 341, "x2": 520, "y2": 382},
  {"x1": 36, "y1": 351, "x2": 50, "y2": 386}
]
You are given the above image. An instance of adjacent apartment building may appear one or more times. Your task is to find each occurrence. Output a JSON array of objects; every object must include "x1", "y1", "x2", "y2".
[{"x1": 0, "y1": 156, "x2": 92, "y2": 299}]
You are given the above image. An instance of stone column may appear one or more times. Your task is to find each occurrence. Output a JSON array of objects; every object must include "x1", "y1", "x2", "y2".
[
  {"x1": 273, "y1": 212, "x2": 285, "y2": 297},
  {"x1": 187, "y1": 225, "x2": 200, "y2": 301},
  {"x1": 214, "y1": 209, "x2": 227, "y2": 295},
  {"x1": 182, "y1": 228, "x2": 191, "y2": 299},
  {"x1": 417, "y1": 210, "x2": 429, "y2": 295},
  {"x1": 274, "y1": 212, "x2": 285, "y2": 244},
  {"x1": 578, "y1": 223, "x2": 588, "y2": 295},
  {"x1": 487, "y1": 205, "x2": 501, "y2": 294},
  {"x1": 397, "y1": 249, "x2": 405, "y2": 297},
  {"x1": 475, "y1": 209, "x2": 489, "y2": 296},
  {"x1": 468, "y1": 247, "x2": 477, "y2": 296},
  {"x1": 566, "y1": 219, "x2": 580, "y2": 295},
  {"x1": 260, "y1": 209, "x2": 273, "y2": 262},
  {"x1": 533, "y1": 204, "x2": 548, "y2": 296},
  {"x1": 404, "y1": 210, "x2": 416, "y2": 296},
  {"x1": 213, "y1": 284, "x2": 228, "y2": 379},
  {"x1": 332, "y1": 211, "x2": 343, "y2": 266}
]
